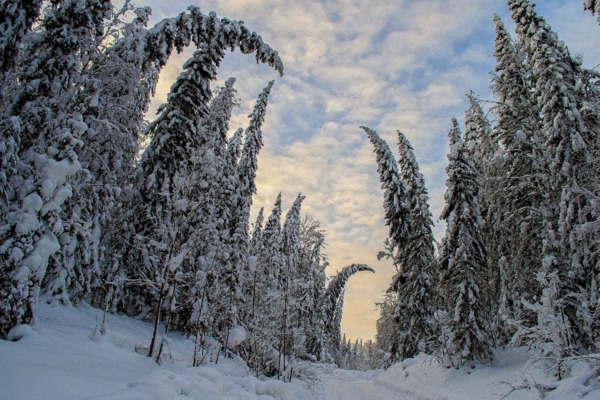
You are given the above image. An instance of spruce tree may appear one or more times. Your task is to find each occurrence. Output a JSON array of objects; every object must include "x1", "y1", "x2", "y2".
[
  {"x1": 299, "y1": 215, "x2": 328, "y2": 360},
  {"x1": 212, "y1": 81, "x2": 274, "y2": 350},
  {"x1": 490, "y1": 14, "x2": 546, "y2": 339},
  {"x1": 463, "y1": 96, "x2": 502, "y2": 323},
  {"x1": 246, "y1": 193, "x2": 284, "y2": 376},
  {"x1": 509, "y1": 0, "x2": 599, "y2": 353},
  {"x1": 374, "y1": 292, "x2": 397, "y2": 362},
  {"x1": 0, "y1": 0, "x2": 43, "y2": 95},
  {"x1": 62, "y1": 7, "x2": 155, "y2": 307},
  {"x1": 227, "y1": 81, "x2": 275, "y2": 284},
  {"x1": 361, "y1": 127, "x2": 410, "y2": 283},
  {"x1": 0, "y1": 0, "x2": 113, "y2": 336},
  {"x1": 249, "y1": 207, "x2": 265, "y2": 256},
  {"x1": 438, "y1": 118, "x2": 493, "y2": 367},
  {"x1": 321, "y1": 264, "x2": 375, "y2": 361},
  {"x1": 278, "y1": 193, "x2": 305, "y2": 377},
  {"x1": 391, "y1": 131, "x2": 437, "y2": 360}
]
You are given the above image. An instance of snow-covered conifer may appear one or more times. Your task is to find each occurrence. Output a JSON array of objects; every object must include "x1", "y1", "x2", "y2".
[
  {"x1": 438, "y1": 118, "x2": 493, "y2": 367},
  {"x1": 374, "y1": 292, "x2": 397, "y2": 361},
  {"x1": 244, "y1": 193, "x2": 283, "y2": 375},
  {"x1": 0, "y1": 0, "x2": 112, "y2": 336},
  {"x1": 298, "y1": 215, "x2": 328, "y2": 359},
  {"x1": 489, "y1": 14, "x2": 546, "y2": 338},
  {"x1": 390, "y1": 131, "x2": 437, "y2": 360},
  {"x1": 509, "y1": 0, "x2": 599, "y2": 352},
  {"x1": 584, "y1": 0, "x2": 600, "y2": 24},
  {"x1": 361, "y1": 126, "x2": 410, "y2": 281},
  {"x1": 278, "y1": 193, "x2": 306, "y2": 369},
  {"x1": 211, "y1": 81, "x2": 274, "y2": 350},
  {"x1": 0, "y1": 0, "x2": 42, "y2": 88},
  {"x1": 322, "y1": 264, "x2": 375, "y2": 361},
  {"x1": 230, "y1": 81, "x2": 275, "y2": 248},
  {"x1": 249, "y1": 208, "x2": 265, "y2": 256}
]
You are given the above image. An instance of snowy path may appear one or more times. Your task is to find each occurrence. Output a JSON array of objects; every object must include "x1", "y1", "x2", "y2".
[
  {"x1": 322, "y1": 369, "x2": 430, "y2": 400},
  {"x1": 324, "y1": 378, "x2": 427, "y2": 400}
]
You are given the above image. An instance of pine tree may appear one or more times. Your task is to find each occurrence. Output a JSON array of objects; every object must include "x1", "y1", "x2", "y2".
[{"x1": 438, "y1": 118, "x2": 493, "y2": 367}]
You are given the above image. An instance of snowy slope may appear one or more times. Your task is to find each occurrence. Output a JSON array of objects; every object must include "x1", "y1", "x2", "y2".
[
  {"x1": 0, "y1": 300, "x2": 314, "y2": 400},
  {"x1": 1, "y1": 301, "x2": 598, "y2": 400}
]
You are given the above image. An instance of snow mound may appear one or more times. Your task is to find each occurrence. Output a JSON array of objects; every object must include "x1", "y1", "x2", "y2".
[
  {"x1": 227, "y1": 325, "x2": 248, "y2": 348},
  {"x1": 6, "y1": 324, "x2": 38, "y2": 342}
]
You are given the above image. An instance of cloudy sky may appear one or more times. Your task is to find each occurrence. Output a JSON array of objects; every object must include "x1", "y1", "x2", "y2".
[{"x1": 142, "y1": 0, "x2": 600, "y2": 341}]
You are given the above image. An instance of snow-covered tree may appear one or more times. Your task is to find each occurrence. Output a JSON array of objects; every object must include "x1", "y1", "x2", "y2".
[
  {"x1": 113, "y1": 8, "x2": 282, "y2": 312},
  {"x1": 375, "y1": 292, "x2": 396, "y2": 362},
  {"x1": 321, "y1": 264, "x2": 375, "y2": 361},
  {"x1": 584, "y1": 0, "x2": 600, "y2": 25},
  {"x1": 489, "y1": 14, "x2": 546, "y2": 340},
  {"x1": 298, "y1": 215, "x2": 328, "y2": 360},
  {"x1": 438, "y1": 118, "x2": 493, "y2": 367},
  {"x1": 165, "y1": 78, "x2": 242, "y2": 337},
  {"x1": 509, "y1": 0, "x2": 599, "y2": 353},
  {"x1": 0, "y1": 0, "x2": 113, "y2": 336},
  {"x1": 361, "y1": 126, "x2": 410, "y2": 283},
  {"x1": 390, "y1": 131, "x2": 437, "y2": 361},
  {"x1": 226, "y1": 81, "x2": 275, "y2": 313},
  {"x1": 463, "y1": 95, "x2": 504, "y2": 324},
  {"x1": 249, "y1": 207, "x2": 265, "y2": 256},
  {"x1": 363, "y1": 126, "x2": 438, "y2": 361},
  {"x1": 277, "y1": 193, "x2": 305, "y2": 378},
  {"x1": 244, "y1": 193, "x2": 283, "y2": 376},
  {"x1": 0, "y1": 0, "x2": 43, "y2": 89}
]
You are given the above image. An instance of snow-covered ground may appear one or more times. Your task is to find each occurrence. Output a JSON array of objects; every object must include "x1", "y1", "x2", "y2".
[{"x1": 1, "y1": 300, "x2": 598, "y2": 400}]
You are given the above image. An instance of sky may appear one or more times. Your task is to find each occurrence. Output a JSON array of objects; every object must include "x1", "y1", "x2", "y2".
[{"x1": 141, "y1": 0, "x2": 600, "y2": 341}]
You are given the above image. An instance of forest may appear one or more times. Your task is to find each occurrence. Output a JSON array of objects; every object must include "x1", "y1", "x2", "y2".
[{"x1": 0, "y1": 0, "x2": 598, "y2": 387}]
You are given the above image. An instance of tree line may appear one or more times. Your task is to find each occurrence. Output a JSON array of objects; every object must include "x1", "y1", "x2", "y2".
[
  {"x1": 369, "y1": 0, "x2": 599, "y2": 372},
  {"x1": 0, "y1": 0, "x2": 373, "y2": 380}
]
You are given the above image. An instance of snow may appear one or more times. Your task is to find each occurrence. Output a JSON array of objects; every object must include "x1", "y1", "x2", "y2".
[
  {"x1": 227, "y1": 325, "x2": 248, "y2": 348},
  {"x1": 1, "y1": 301, "x2": 598, "y2": 400}
]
